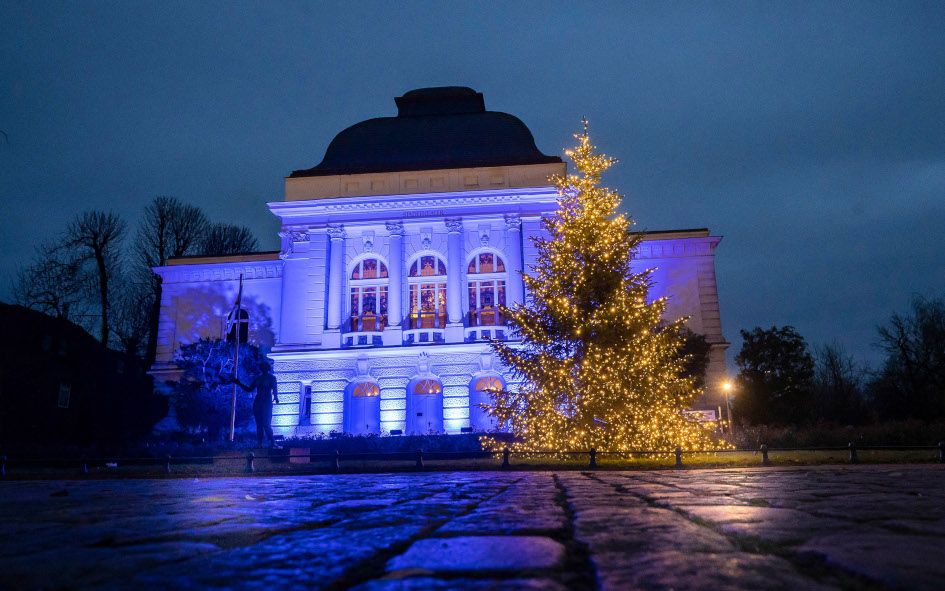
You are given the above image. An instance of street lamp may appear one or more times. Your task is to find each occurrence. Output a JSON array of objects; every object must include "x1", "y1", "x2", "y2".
[{"x1": 721, "y1": 380, "x2": 735, "y2": 435}]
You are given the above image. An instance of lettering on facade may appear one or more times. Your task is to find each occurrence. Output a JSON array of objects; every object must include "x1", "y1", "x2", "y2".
[{"x1": 403, "y1": 210, "x2": 445, "y2": 218}]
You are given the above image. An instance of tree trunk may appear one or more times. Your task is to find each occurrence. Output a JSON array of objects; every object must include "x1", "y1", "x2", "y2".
[{"x1": 95, "y1": 251, "x2": 109, "y2": 345}]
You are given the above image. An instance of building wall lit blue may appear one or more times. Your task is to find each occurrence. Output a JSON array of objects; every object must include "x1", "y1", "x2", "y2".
[
  {"x1": 149, "y1": 88, "x2": 728, "y2": 435},
  {"x1": 152, "y1": 184, "x2": 726, "y2": 436}
]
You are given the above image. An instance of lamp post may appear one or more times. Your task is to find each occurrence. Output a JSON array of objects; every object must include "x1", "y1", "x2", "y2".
[{"x1": 722, "y1": 380, "x2": 735, "y2": 435}]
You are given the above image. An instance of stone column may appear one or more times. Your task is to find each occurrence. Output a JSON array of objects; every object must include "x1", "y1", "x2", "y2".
[
  {"x1": 324, "y1": 225, "x2": 345, "y2": 347},
  {"x1": 383, "y1": 221, "x2": 404, "y2": 346},
  {"x1": 505, "y1": 215, "x2": 524, "y2": 307},
  {"x1": 445, "y1": 218, "x2": 464, "y2": 341}
]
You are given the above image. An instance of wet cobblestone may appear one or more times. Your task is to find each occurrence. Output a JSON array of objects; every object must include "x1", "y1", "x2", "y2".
[{"x1": 1, "y1": 465, "x2": 944, "y2": 589}]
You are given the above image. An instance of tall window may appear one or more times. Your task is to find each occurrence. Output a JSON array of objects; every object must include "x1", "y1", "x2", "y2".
[
  {"x1": 467, "y1": 251, "x2": 506, "y2": 327},
  {"x1": 299, "y1": 385, "x2": 312, "y2": 426},
  {"x1": 349, "y1": 257, "x2": 388, "y2": 332},
  {"x1": 408, "y1": 254, "x2": 447, "y2": 329}
]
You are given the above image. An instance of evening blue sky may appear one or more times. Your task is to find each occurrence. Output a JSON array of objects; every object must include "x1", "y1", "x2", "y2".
[{"x1": 2, "y1": 1, "x2": 943, "y2": 367}]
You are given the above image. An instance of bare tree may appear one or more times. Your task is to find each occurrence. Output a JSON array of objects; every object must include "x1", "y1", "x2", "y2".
[
  {"x1": 136, "y1": 197, "x2": 209, "y2": 365},
  {"x1": 874, "y1": 296, "x2": 945, "y2": 419},
  {"x1": 111, "y1": 278, "x2": 153, "y2": 358},
  {"x1": 63, "y1": 211, "x2": 126, "y2": 344},
  {"x1": 12, "y1": 247, "x2": 89, "y2": 319},
  {"x1": 198, "y1": 223, "x2": 258, "y2": 256},
  {"x1": 814, "y1": 343, "x2": 866, "y2": 424}
]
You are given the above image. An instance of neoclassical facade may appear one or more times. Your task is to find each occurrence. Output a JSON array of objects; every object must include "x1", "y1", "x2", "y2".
[{"x1": 151, "y1": 87, "x2": 728, "y2": 437}]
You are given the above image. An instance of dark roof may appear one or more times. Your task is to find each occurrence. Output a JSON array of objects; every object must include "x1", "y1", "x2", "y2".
[{"x1": 290, "y1": 87, "x2": 562, "y2": 178}]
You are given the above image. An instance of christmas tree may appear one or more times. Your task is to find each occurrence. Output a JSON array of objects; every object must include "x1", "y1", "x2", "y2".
[{"x1": 485, "y1": 123, "x2": 721, "y2": 454}]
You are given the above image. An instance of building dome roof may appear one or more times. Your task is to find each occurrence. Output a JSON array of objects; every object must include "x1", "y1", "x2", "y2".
[{"x1": 290, "y1": 87, "x2": 562, "y2": 178}]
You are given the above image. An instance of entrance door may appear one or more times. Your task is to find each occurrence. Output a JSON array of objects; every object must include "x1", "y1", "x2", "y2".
[{"x1": 407, "y1": 378, "x2": 443, "y2": 434}]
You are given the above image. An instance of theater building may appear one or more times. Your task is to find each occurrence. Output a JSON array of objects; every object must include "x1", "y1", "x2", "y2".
[{"x1": 150, "y1": 87, "x2": 728, "y2": 437}]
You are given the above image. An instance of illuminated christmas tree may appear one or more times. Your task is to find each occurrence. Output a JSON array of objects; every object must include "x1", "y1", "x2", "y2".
[{"x1": 485, "y1": 123, "x2": 721, "y2": 454}]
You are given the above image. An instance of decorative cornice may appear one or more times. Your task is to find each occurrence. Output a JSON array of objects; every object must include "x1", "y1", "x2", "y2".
[
  {"x1": 634, "y1": 236, "x2": 721, "y2": 259},
  {"x1": 157, "y1": 259, "x2": 283, "y2": 284},
  {"x1": 268, "y1": 188, "x2": 559, "y2": 222}
]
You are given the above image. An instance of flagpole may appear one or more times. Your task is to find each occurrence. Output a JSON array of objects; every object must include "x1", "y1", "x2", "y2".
[{"x1": 229, "y1": 274, "x2": 244, "y2": 443}]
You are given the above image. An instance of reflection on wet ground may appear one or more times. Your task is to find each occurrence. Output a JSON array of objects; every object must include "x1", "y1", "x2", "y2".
[{"x1": 2, "y1": 465, "x2": 944, "y2": 589}]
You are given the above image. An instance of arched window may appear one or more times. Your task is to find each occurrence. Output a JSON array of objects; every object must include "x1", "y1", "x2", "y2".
[
  {"x1": 408, "y1": 254, "x2": 447, "y2": 330},
  {"x1": 467, "y1": 251, "x2": 507, "y2": 327},
  {"x1": 474, "y1": 376, "x2": 503, "y2": 393},
  {"x1": 349, "y1": 257, "x2": 388, "y2": 333},
  {"x1": 352, "y1": 382, "x2": 380, "y2": 397},
  {"x1": 413, "y1": 378, "x2": 443, "y2": 395}
]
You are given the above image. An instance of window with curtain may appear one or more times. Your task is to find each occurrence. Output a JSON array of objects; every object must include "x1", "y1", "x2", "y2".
[
  {"x1": 349, "y1": 257, "x2": 388, "y2": 332},
  {"x1": 408, "y1": 254, "x2": 447, "y2": 330},
  {"x1": 467, "y1": 251, "x2": 506, "y2": 327}
]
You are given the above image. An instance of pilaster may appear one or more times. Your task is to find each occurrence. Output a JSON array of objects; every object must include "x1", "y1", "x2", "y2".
[
  {"x1": 504, "y1": 214, "x2": 524, "y2": 307},
  {"x1": 324, "y1": 225, "x2": 346, "y2": 348},
  {"x1": 384, "y1": 221, "x2": 405, "y2": 346},
  {"x1": 445, "y1": 218, "x2": 465, "y2": 342}
]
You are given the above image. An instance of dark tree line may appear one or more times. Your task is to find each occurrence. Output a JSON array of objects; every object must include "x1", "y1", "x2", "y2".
[
  {"x1": 12, "y1": 196, "x2": 259, "y2": 362},
  {"x1": 733, "y1": 296, "x2": 945, "y2": 426},
  {"x1": 872, "y1": 297, "x2": 945, "y2": 420}
]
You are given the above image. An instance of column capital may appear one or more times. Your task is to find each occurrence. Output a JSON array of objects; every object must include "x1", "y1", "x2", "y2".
[
  {"x1": 385, "y1": 221, "x2": 405, "y2": 237},
  {"x1": 504, "y1": 214, "x2": 522, "y2": 231},
  {"x1": 444, "y1": 218, "x2": 463, "y2": 233},
  {"x1": 326, "y1": 225, "x2": 346, "y2": 241},
  {"x1": 278, "y1": 227, "x2": 309, "y2": 259}
]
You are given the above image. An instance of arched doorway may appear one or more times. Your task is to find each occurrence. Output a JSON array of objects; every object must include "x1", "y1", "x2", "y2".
[
  {"x1": 406, "y1": 377, "x2": 443, "y2": 434},
  {"x1": 469, "y1": 375, "x2": 504, "y2": 432},
  {"x1": 344, "y1": 380, "x2": 381, "y2": 435}
]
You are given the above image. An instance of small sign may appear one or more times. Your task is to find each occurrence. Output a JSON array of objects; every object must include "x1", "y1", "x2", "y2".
[
  {"x1": 57, "y1": 383, "x2": 71, "y2": 409},
  {"x1": 683, "y1": 409, "x2": 717, "y2": 422}
]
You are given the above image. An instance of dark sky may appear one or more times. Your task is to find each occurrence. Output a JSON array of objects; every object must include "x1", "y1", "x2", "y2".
[{"x1": 2, "y1": 1, "x2": 944, "y2": 368}]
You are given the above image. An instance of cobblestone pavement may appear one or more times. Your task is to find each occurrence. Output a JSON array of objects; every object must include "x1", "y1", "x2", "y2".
[{"x1": 2, "y1": 465, "x2": 945, "y2": 590}]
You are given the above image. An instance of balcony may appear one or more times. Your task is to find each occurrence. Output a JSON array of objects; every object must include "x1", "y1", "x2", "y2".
[
  {"x1": 344, "y1": 314, "x2": 386, "y2": 348},
  {"x1": 404, "y1": 311, "x2": 447, "y2": 345},
  {"x1": 465, "y1": 308, "x2": 507, "y2": 342}
]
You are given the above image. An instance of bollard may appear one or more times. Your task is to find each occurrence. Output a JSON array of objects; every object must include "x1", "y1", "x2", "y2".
[
  {"x1": 938, "y1": 442, "x2": 944, "y2": 464},
  {"x1": 165, "y1": 455, "x2": 171, "y2": 474},
  {"x1": 415, "y1": 449, "x2": 424, "y2": 470},
  {"x1": 674, "y1": 447, "x2": 683, "y2": 469},
  {"x1": 589, "y1": 448, "x2": 597, "y2": 469},
  {"x1": 848, "y1": 442, "x2": 858, "y2": 465},
  {"x1": 246, "y1": 451, "x2": 255, "y2": 474},
  {"x1": 501, "y1": 448, "x2": 510, "y2": 470},
  {"x1": 761, "y1": 444, "x2": 770, "y2": 466},
  {"x1": 333, "y1": 450, "x2": 341, "y2": 472},
  {"x1": 1, "y1": 455, "x2": 5, "y2": 479}
]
